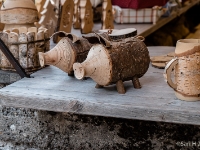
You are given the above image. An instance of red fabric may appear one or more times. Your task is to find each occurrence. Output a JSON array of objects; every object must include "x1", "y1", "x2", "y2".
[
  {"x1": 111, "y1": 0, "x2": 168, "y2": 9},
  {"x1": 111, "y1": 0, "x2": 131, "y2": 8}
]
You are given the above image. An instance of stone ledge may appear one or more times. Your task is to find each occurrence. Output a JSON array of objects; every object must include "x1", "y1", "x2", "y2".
[
  {"x1": 0, "y1": 106, "x2": 200, "y2": 150},
  {"x1": 0, "y1": 70, "x2": 21, "y2": 84}
]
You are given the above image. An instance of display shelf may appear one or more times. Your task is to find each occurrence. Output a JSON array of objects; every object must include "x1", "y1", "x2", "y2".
[
  {"x1": 2, "y1": 46, "x2": 200, "y2": 126},
  {"x1": 71, "y1": 0, "x2": 200, "y2": 37}
]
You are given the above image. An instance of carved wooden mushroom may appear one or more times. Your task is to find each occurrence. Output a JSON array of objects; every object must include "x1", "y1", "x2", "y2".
[
  {"x1": 73, "y1": 33, "x2": 150, "y2": 94},
  {"x1": 0, "y1": 0, "x2": 50, "y2": 72},
  {"x1": 38, "y1": 32, "x2": 92, "y2": 76},
  {"x1": 0, "y1": 0, "x2": 39, "y2": 31}
]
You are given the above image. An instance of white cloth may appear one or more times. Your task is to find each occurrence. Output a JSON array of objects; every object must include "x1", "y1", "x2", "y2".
[{"x1": 90, "y1": 0, "x2": 102, "y2": 7}]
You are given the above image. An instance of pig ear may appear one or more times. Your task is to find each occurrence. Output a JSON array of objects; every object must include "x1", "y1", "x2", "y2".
[
  {"x1": 98, "y1": 33, "x2": 111, "y2": 47},
  {"x1": 82, "y1": 33, "x2": 101, "y2": 44},
  {"x1": 83, "y1": 32, "x2": 111, "y2": 47},
  {"x1": 50, "y1": 31, "x2": 80, "y2": 43},
  {"x1": 66, "y1": 34, "x2": 80, "y2": 43}
]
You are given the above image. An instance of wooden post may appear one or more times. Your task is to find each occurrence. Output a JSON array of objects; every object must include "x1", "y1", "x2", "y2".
[
  {"x1": 11, "y1": 28, "x2": 19, "y2": 35},
  {"x1": 0, "y1": 32, "x2": 9, "y2": 70},
  {"x1": 0, "y1": 32, "x2": 10, "y2": 69},
  {"x1": 38, "y1": 27, "x2": 50, "y2": 52},
  {"x1": 8, "y1": 32, "x2": 19, "y2": 66},
  {"x1": 19, "y1": 27, "x2": 28, "y2": 34},
  {"x1": 79, "y1": 0, "x2": 93, "y2": 34},
  {"x1": 36, "y1": 30, "x2": 45, "y2": 67},
  {"x1": 28, "y1": 27, "x2": 38, "y2": 41},
  {"x1": 27, "y1": 32, "x2": 36, "y2": 69},
  {"x1": 18, "y1": 33, "x2": 28, "y2": 69},
  {"x1": 102, "y1": 0, "x2": 114, "y2": 30},
  {"x1": 44, "y1": 29, "x2": 50, "y2": 52}
]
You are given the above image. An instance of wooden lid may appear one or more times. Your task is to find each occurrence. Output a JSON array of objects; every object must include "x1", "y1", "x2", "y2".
[
  {"x1": 99, "y1": 28, "x2": 137, "y2": 41},
  {"x1": 1, "y1": 0, "x2": 37, "y2": 10}
]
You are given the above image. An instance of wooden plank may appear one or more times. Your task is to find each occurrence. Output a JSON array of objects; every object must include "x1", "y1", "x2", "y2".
[
  {"x1": 2, "y1": 46, "x2": 200, "y2": 125},
  {"x1": 139, "y1": 0, "x2": 200, "y2": 37},
  {"x1": 18, "y1": 33, "x2": 28, "y2": 68}
]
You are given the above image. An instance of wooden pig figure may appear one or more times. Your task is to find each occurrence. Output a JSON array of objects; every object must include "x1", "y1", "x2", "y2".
[
  {"x1": 38, "y1": 32, "x2": 92, "y2": 76},
  {"x1": 73, "y1": 33, "x2": 150, "y2": 94}
]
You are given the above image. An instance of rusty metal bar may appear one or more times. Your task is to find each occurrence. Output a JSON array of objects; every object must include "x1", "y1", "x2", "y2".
[{"x1": 0, "y1": 38, "x2": 30, "y2": 78}]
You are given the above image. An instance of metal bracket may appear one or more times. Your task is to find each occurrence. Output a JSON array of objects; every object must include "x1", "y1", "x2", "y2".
[{"x1": 0, "y1": 38, "x2": 30, "y2": 78}]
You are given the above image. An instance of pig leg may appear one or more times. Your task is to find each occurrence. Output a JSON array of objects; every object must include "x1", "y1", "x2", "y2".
[
  {"x1": 132, "y1": 77, "x2": 141, "y2": 89},
  {"x1": 68, "y1": 71, "x2": 74, "y2": 76},
  {"x1": 95, "y1": 84, "x2": 104, "y2": 88},
  {"x1": 116, "y1": 80, "x2": 126, "y2": 94}
]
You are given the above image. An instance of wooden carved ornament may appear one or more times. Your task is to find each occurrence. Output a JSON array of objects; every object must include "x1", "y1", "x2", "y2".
[
  {"x1": 73, "y1": 33, "x2": 150, "y2": 94},
  {"x1": 39, "y1": 32, "x2": 92, "y2": 76},
  {"x1": 79, "y1": 0, "x2": 94, "y2": 34},
  {"x1": 73, "y1": 0, "x2": 81, "y2": 29},
  {"x1": 102, "y1": 0, "x2": 114, "y2": 30}
]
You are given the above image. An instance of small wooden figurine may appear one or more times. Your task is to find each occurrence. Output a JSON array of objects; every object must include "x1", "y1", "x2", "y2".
[
  {"x1": 39, "y1": 0, "x2": 58, "y2": 36},
  {"x1": 56, "y1": 0, "x2": 74, "y2": 42},
  {"x1": 102, "y1": 0, "x2": 114, "y2": 30},
  {"x1": 35, "y1": 0, "x2": 46, "y2": 19},
  {"x1": 38, "y1": 32, "x2": 92, "y2": 76},
  {"x1": 79, "y1": 0, "x2": 94, "y2": 34},
  {"x1": 73, "y1": 33, "x2": 150, "y2": 94},
  {"x1": 73, "y1": 0, "x2": 81, "y2": 29}
]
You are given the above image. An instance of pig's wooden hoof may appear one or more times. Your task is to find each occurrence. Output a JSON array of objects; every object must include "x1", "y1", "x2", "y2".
[
  {"x1": 95, "y1": 84, "x2": 104, "y2": 88},
  {"x1": 116, "y1": 80, "x2": 125, "y2": 94},
  {"x1": 83, "y1": 77, "x2": 88, "y2": 80},
  {"x1": 132, "y1": 77, "x2": 141, "y2": 89},
  {"x1": 68, "y1": 71, "x2": 74, "y2": 76}
]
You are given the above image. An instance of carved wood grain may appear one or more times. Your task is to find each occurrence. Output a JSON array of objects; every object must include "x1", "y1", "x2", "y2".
[
  {"x1": 8, "y1": 32, "x2": 19, "y2": 66},
  {"x1": 56, "y1": 0, "x2": 74, "y2": 42},
  {"x1": 80, "y1": 0, "x2": 93, "y2": 34},
  {"x1": 27, "y1": 32, "x2": 36, "y2": 69},
  {"x1": 18, "y1": 33, "x2": 28, "y2": 69},
  {"x1": 102, "y1": 0, "x2": 114, "y2": 30},
  {"x1": 0, "y1": 32, "x2": 11, "y2": 69},
  {"x1": 36, "y1": 30, "x2": 45, "y2": 67}
]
